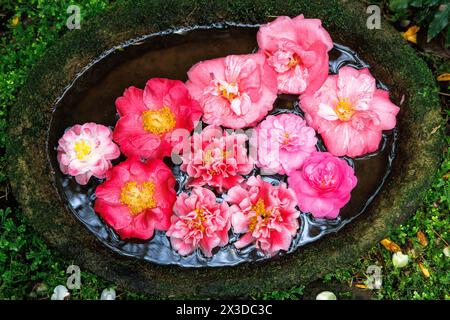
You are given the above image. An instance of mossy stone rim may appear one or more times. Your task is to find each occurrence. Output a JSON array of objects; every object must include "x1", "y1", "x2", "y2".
[{"x1": 7, "y1": 0, "x2": 444, "y2": 298}]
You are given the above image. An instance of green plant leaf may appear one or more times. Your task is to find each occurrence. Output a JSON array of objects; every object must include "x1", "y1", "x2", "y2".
[
  {"x1": 428, "y1": 4, "x2": 450, "y2": 42},
  {"x1": 389, "y1": 0, "x2": 411, "y2": 12}
]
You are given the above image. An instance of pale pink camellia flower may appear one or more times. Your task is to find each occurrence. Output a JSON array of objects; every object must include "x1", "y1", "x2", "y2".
[
  {"x1": 180, "y1": 125, "x2": 254, "y2": 192},
  {"x1": 94, "y1": 157, "x2": 176, "y2": 240},
  {"x1": 186, "y1": 53, "x2": 278, "y2": 129},
  {"x1": 167, "y1": 187, "x2": 231, "y2": 257},
  {"x1": 255, "y1": 113, "x2": 317, "y2": 175},
  {"x1": 113, "y1": 78, "x2": 202, "y2": 160},
  {"x1": 257, "y1": 15, "x2": 333, "y2": 94},
  {"x1": 57, "y1": 123, "x2": 120, "y2": 185},
  {"x1": 301, "y1": 67, "x2": 400, "y2": 157},
  {"x1": 287, "y1": 152, "x2": 357, "y2": 219},
  {"x1": 227, "y1": 176, "x2": 300, "y2": 256}
]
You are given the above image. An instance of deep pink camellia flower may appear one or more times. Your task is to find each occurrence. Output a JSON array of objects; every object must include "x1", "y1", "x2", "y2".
[
  {"x1": 287, "y1": 152, "x2": 357, "y2": 219},
  {"x1": 301, "y1": 67, "x2": 400, "y2": 157},
  {"x1": 227, "y1": 176, "x2": 299, "y2": 255},
  {"x1": 57, "y1": 123, "x2": 120, "y2": 185},
  {"x1": 255, "y1": 113, "x2": 317, "y2": 174},
  {"x1": 186, "y1": 53, "x2": 277, "y2": 129},
  {"x1": 167, "y1": 187, "x2": 231, "y2": 257},
  {"x1": 180, "y1": 125, "x2": 254, "y2": 192},
  {"x1": 94, "y1": 158, "x2": 176, "y2": 240},
  {"x1": 113, "y1": 78, "x2": 202, "y2": 159},
  {"x1": 257, "y1": 15, "x2": 333, "y2": 94}
]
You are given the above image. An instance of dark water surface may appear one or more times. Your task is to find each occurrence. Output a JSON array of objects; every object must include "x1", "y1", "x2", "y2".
[{"x1": 47, "y1": 25, "x2": 397, "y2": 267}]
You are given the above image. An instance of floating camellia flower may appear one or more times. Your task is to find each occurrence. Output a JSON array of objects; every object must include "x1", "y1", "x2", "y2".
[
  {"x1": 186, "y1": 53, "x2": 278, "y2": 129},
  {"x1": 167, "y1": 187, "x2": 231, "y2": 257},
  {"x1": 301, "y1": 66, "x2": 400, "y2": 157},
  {"x1": 287, "y1": 152, "x2": 357, "y2": 219},
  {"x1": 257, "y1": 15, "x2": 333, "y2": 94},
  {"x1": 113, "y1": 78, "x2": 202, "y2": 159},
  {"x1": 227, "y1": 176, "x2": 299, "y2": 255},
  {"x1": 180, "y1": 125, "x2": 254, "y2": 192},
  {"x1": 57, "y1": 123, "x2": 120, "y2": 185},
  {"x1": 255, "y1": 113, "x2": 317, "y2": 174},
  {"x1": 94, "y1": 157, "x2": 176, "y2": 240}
]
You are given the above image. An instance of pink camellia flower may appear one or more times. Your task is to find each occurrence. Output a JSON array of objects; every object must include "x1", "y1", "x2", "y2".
[
  {"x1": 257, "y1": 15, "x2": 333, "y2": 94},
  {"x1": 57, "y1": 123, "x2": 120, "y2": 185},
  {"x1": 94, "y1": 157, "x2": 176, "y2": 240},
  {"x1": 180, "y1": 125, "x2": 254, "y2": 192},
  {"x1": 227, "y1": 176, "x2": 300, "y2": 255},
  {"x1": 186, "y1": 53, "x2": 277, "y2": 129},
  {"x1": 287, "y1": 152, "x2": 357, "y2": 219},
  {"x1": 167, "y1": 187, "x2": 230, "y2": 257},
  {"x1": 301, "y1": 67, "x2": 400, "y2": 157},
  {"x1": 255, "y1": 113, "x2": 317, "y2": 174},
  {"x1": 113, "y1": 78, "x2": 202, "y2": 159}
]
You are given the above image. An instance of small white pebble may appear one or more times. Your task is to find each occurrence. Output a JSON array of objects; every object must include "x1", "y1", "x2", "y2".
[
  {"x1": 101, "y1": 288, "x2": 116, "y2": 300},
  {"x1": 50, "y1": 285, "x2": 69, "y2": 300},
  {"x1": 443, "y1": 247, "x2": 450, "y2": 258},
  {"x1": 316, "y1": 291, "x2": 337, "y2": 300},
  {"x1": 392, "y1": 252, "x2": 409, "y2": 268}
]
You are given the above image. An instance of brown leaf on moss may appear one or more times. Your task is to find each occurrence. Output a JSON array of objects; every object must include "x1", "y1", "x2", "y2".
[
  {"x1": 418, "y1": 262, "x2": 431, "y2": 278},
  {"x1": 380, "y1": 238, "x2": 402, "y2": 253},
  {"x1": 417, "y1": 231, "x2": 429, "y2": 247},
  {"x1": 401, "y1": 26, "x2": 420, "y2": 44}
]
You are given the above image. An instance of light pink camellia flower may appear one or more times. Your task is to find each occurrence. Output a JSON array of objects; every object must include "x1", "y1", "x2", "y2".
[
  {"x1": 94, "y1": 157, "x2": 176, "y2": 240},
  {"x1": 227, "y1": 176, "x2": 299, "y2": 256},
  {"x1": 255, "y1": 113, "x2": 317, "y2": 174},
  {"x1": 57, "y1": 123, "x2": 120, "y2": 185},
  {"x1": 186, "y1": 53, "x2": 277, "y2": 129},
  {"x1": 113, "y1": 78, "x2": 202, "y2": 159},
  {"x1": 180, "y1": 125, "x2": 254, "y2": 192},
  {"x1": 287, "y1": 152, "x2": 357, "y2": 219},
  {"x1": 167, "y1": 187, "x2": 231, "y2": 257},
  {"x1": 301, "y1": 67, "x2": 400, "y2": 157},
  {"x1": 257, "y1": 15, "x2": 333, "y2": 94}
]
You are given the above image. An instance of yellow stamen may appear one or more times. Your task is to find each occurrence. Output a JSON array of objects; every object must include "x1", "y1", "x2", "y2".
[
  {"x1": 334, "y1": 98, "x2": 355, "y2": 121},
  {"x1": 203, "y1": 149, "x2": 231, "y2": 164},
  {"x1": 249, "y1": 199, "x2": 272, "y2": 232},
  {"x1": 142, "y1": 106, "x2": 176, "y2": 135},
  {"x1": 120, "y1": 181, "x2": 156, "y2": 215},
  {"x1": 73, "y1": 140, "x2": 92, "y2": 160},
  {"x1": 193, "y1": 208, "x2": 206, "y2": 232}
]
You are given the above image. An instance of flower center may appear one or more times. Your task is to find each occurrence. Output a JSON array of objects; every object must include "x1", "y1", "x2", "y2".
[
  {"x1": 203, "y1": 149, "x2": 231, "y2": 164},
  {"x1": 142, "y1": 106, "x2": 176, "y2": 135},
  {"x1": 73, "y1": 140, "x2": 92, "y2": 160},
  {"x1": 120, "y1": 181, "x2": 156, "y2": 215},
  {"x1": 287, "y1": 53, "x2": 301, "y2": 69},
  {"x1": 249, "y1": 199, "x2": 272, "y2": 232},
  {"x1": 334, "y1": 98, "x2": 355, "y2": 121},
  {"x1": 217, "y1": 82, "x2": 239, "y2": 101},
  {"x1": 192, "y1": 207, "x2": 207, "y2": 233}
]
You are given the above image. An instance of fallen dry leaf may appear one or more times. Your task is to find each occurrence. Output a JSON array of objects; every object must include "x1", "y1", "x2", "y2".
[
  {"x1": 418, "y1": 262, "x2": 431, "y2": 278},
  {"x1": 417, "y1": 231, "x2": 429, "y2": 247},
  {"x1": 11, "y1": 16, "x2": 19, "y2": 27},
  {"x1": 437, "y1": 73, "x2": 450, "y2": 82},
  {"x1": 355, "y1": 284, "x2": 367, "y2": 289},
  {"x1": 380, "y1": 238, "x2": 402, "y2": 253},
  {"x1": 402, "y1": 26, "x2": 420, "y2": 44}
]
